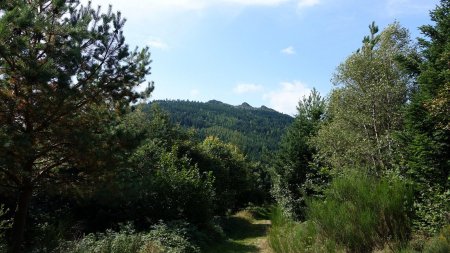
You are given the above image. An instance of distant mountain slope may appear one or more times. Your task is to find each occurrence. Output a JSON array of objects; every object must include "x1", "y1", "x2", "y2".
[{"x1": 149, "y1": 100, "x2": 294, "y2": 160}]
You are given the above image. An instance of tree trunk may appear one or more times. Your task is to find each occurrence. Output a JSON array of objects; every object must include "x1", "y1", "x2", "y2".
[{"x1": 9, "y1": 183, "x2": 33, "y2": 253}]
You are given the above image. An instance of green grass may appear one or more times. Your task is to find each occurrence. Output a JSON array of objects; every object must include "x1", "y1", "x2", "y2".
[{"x1": 203, "y1": 209, "x2": 272, "y2": 253}]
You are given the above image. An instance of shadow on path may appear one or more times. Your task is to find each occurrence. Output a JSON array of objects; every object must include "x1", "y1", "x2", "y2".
[{"x1": 204, "y1": 212, "x2": 272, "y2": 253}]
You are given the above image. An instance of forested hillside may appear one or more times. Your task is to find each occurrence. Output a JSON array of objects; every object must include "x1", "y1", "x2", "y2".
[
  {"x1": 149, "y1": 100, "x2": 293, "y2": 160},
  {"x1": 0, "y1": 1, "x2": 449, "y2": 253}
]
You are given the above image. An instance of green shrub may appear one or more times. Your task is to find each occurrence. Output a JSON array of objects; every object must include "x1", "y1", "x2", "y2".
[
  {"x1": 308, "y1": 171, "x2": 413, "y2": 252},
  {"x1": 57, "y1": 222, "x2": 200, "y2": 253},
  {"x1": 413, "y1": 187, "x2": 450, "y2": 235},
  {"x1": 268, "y1": 206, "x2": 339, "y2": 253},
  {"x1": 423, "y1": 225, "x2": 450, "y2": 253},
  {"x1": 146, "y1": 222, "x2": 200, "y2": 253}
]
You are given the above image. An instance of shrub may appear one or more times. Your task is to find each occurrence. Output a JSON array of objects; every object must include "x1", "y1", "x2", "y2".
[
  {"x1": 268, "y1": 206, "x2": 339, "y2": 253},
  {"x1": 308, "y1": 171, "x2": 413, "y2": 253},
  {"x1": 423, "y1": 225, "x2": 450, "y2": 253},
  {"x1": 57, "y1": 222, "x2": 200, "y2": 253},
  {"x1": 56, "y1": 226, "x2": 162, "y2": 253}
]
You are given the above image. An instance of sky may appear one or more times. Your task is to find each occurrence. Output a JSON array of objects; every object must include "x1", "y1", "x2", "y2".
[{"x1": 85, "y1": 0, "x2": 439, "y2": 115}]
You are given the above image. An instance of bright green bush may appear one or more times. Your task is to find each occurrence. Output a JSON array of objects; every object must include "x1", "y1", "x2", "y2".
[
  {"x1": 308, "y1": 171, "x2": 413, "y2": 252},
  {"x1": 268, "y1": 207, "x2": 339, "y2": 253}
]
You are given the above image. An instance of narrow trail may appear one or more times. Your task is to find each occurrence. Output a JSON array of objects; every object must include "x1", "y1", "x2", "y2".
[{"x1": 205, "y1": 210, "x2": 273, "y2": 253}]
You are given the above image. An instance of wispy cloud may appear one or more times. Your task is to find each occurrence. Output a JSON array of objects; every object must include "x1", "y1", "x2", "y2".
[
  {"x1": 385, "y1": 0, "x2": 436, "y2": 16},
  {"x1": 281, "y1": 46, "x2": 296, "y2": 55},
  {"x1": 147, "y1": 38, "x2": 169, "y2": 50},
  {"x1": 263, "y1": 81, "x2": 310, "y2": 115},
  {"x1": 190, "y1": 89, "x2": 200, "y2": 97},
  {"x1": 298, "y1": 0, "x2": 320, "y2": 8},
  {"x1": 233, "y1": 83, "x2": 264, "y2": 94},
  {"x1": 88, "y1": 0, "x2": 319, "y2": 13}
]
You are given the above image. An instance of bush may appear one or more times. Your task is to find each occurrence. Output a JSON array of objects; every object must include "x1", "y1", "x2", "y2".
[
  {"x1": 308, "y1": 171, "x2": 413, "y2": 252},
  {"x1": 56, "y1": 225, "x2": 162, "y2": 253},
  {"x1": 423, "y1": 225, "x2": 450, "y2": 253},
  {"x1": 57, "y1": 222, "x2": 200, "y2": 253},
  {"x1": 268, "y1": 206, "x2": 340, "y2": 253}
]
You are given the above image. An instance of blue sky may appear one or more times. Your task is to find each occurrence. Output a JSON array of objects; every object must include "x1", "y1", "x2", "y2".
[{"x1": 87, "y1": 0, "x2": 439, "y2": 115}]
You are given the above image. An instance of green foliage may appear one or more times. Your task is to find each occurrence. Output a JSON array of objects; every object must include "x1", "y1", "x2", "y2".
[
  {"x1": 0, "y1": 0, "x2": 153, "y2": 250},
  {"x1": 199, "y1": 136, "x2": 253, "y2": 214},
  {"x1": 423, "y1": 225, "x2": 450, "y2": 253},
  {"x1": 268, "y1": 206, "x2": 340, "y2": 253},
  {"x1": 75, "y1": 115, "x2": 216, "y2": 228},
  {"x1": 413, "y1": 187, "x2": 450, "y2": 234},
  {"x1": 400, "y1": 0, "x2": 450, "y2": 234},
  {"x1": 314, "y1": 22, "x2": 414, "y2": 173},
  {"x1": 272, "y1": 89, "x2": 328, "y2": 219},
  {"x1": 150, "y1": 100, "x2": 293, "y2": 161},
  {"x1": 57, "y1": 223, "x2": 199, "y2": 253},
  {"x1": 308, "y1": 171, "x2": 413, "y2": 252}
]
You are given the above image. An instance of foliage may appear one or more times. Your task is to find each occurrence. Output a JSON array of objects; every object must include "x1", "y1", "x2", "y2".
[
  {"x1": 308, "y1": 171, "x2": 413, "y2": 252},
  {"x1": 400, "y1": 0, "x2": 450, "y2": 234},
  {"x1": 199, "y1": 136, "x2": 253, "y2": 214},
  {"x1": 272, "y1": 89, "x2": 328, "y2": 219},
  {"x1": 412, "y1": 187, "x2": 450, "y2": 234},
  {"x1": 56, "y1": 222, "x2": 199, "y2": 253},
  {"x1": 72, "y1": 107, "x2": 216, "y2": 229},
  {"x1": 0, "y1": 205, "x2": 11, "y2": 253},
  {"x1": 423, "y1": 225, "x2": 450, "y2": 253},
  {"x1": 149, "y1": 100, "x2": 293, "y2": 161},
  {"x1": 314, "y1": 22, "x2": 414, "y2": 173},
  {"x1": 268, "y1": 206, "x2": 340, "y2": 253},
  {"x1": 0, "y1": 0, "x2": 153, "y2": 250}
]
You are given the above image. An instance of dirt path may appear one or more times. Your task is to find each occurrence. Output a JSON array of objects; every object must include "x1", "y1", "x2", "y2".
[{"x1": 204, "y1": 210, "x2": 272, "y2": 253}]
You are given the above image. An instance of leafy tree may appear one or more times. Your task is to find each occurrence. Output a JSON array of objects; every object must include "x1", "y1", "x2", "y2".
[
  {"x1": 272, "y1": 88, "x2": 326, "y2": 219},
  {"x1": 313, "y1": 22, "x2": 414, "y2": 174},
  {"x1": 199, "y1": 136, "x2": 253, "y2": 214},
  {"x1": 0, "y1": 1, "x2": 152, "y2": 251}
]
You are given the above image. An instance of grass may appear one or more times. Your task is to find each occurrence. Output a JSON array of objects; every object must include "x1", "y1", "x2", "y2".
[{"x1": 204, "y1": 208, "x2": 272, "y2": 253}]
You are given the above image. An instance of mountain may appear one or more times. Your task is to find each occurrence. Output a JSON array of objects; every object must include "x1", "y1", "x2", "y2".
[{"x1": 148, "y1": 100, "x2": 294, "y2": 160}]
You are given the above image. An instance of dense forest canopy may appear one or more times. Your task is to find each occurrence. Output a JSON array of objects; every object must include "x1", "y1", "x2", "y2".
[
  {"x1": 0, "y1": 0, "x2": 448, "y2": 252},
  {"x1": 149, "y1": 100, "x2": 293, "y2": 161}
]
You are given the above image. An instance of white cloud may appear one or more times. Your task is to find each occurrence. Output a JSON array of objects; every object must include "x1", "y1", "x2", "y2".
[
  {"x1": 298, "y1": 0, "x2": 320, "y2": 8},
  {"x1": 87, "y1": 0, "x2": 318, "y2": 13},
  {"x1": 281, "y1": 46, "x2": 296, "y2": 55},
  {"x1": 263, "y1": 81, "x2": 310, "y2": 115},
  {"x1": 147, "y1": 38, "x2": 169, "y2": 50},
  {"x1": 190, "y1": 89, "x2": 200, "y2": 97},
  {"x1": 233, "y1": 83, "x2": 264, "y2": 94},
  {"x1": 386, "y1": 0, "x2": 436, "y2": 16}
]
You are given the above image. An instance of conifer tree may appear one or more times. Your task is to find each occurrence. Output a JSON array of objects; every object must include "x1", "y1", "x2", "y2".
[
  {"x1": 273, "y1": 88, "x2": 326, "y2": 219},
  {"x1": 402, "y1": 0, "x2": 449, "y2": 232},
  {"x1": 0, "y1": 1, "x2": 153, "y2": 251}
]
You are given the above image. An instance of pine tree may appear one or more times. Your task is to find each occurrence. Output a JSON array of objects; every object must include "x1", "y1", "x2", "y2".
[
  {"x1": 402, "y1": 0, "x2": 450, "y2": 232},
  {"x1": 0, "y1": 1, "x2": 153, "y2": 251},
  {"x1": 273, "y1": 88, "x2": 326, "y2": 219}
]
